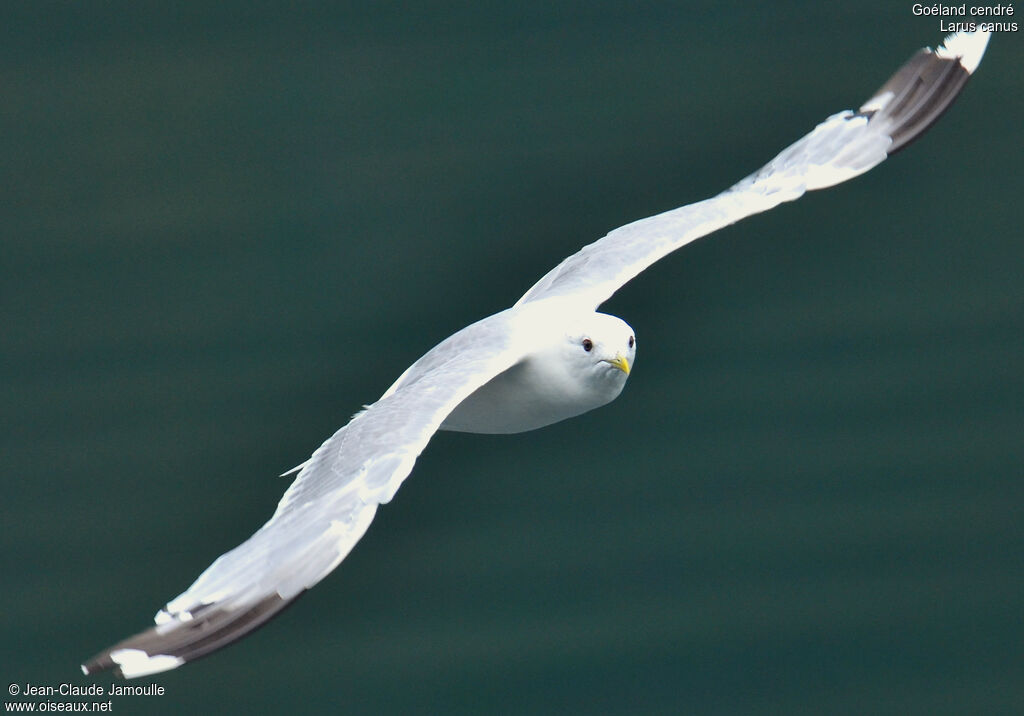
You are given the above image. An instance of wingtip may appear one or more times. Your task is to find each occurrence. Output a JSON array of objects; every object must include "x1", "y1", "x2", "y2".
[
  {"x1": 854, "y1": 27, "x2": 990, "y2": 156},
  {"x1": 82, "y1": 591, "x2": 303, "y2": 678},
  {"x1": 936, "y1": 28, "x2": 991, "y2": 75},
  {"x1": 82, "y1": 644, "x2": 188, "y2": 680}
]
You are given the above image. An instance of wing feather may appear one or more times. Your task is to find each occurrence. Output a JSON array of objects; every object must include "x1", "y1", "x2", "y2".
[
  {"x1": 82, "y1": 311, "x2": 525, "y2": 678},
  {"x1": 514, "y1": 30, "x2": 990, "y2": 311}
]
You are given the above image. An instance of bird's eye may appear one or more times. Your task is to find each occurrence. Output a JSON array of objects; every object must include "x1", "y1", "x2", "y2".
[
  {"x1": 581, "y1": 338, "x2": 593, "y2": 352},
  {"x1": 628, "y1": 335, "x2": 635, "y2": 349}
]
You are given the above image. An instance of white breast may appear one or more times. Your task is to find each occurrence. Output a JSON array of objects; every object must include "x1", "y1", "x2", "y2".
[{"x1": 440, "y1": 353, "x2": 625, "y2": 434}]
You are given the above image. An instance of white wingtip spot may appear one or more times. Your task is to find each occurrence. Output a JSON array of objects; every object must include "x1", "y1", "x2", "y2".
[
  {"x1": 80, "y1": 664, "x2": 89, "y2": 675},
  {"x1": 110, "y1": 649, "x2": 184, "y2": 679},
  {"x1": 936, "y1": 29, "x2": 991, "y2": 74}
]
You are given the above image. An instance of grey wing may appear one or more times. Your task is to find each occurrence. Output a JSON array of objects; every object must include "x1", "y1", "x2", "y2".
[
  {"x1": 515, "y1": 30, "x2": 990, "y2": 312},
  {"x1": 82, "y1": 311, "x2": 525, "y2": 679}
]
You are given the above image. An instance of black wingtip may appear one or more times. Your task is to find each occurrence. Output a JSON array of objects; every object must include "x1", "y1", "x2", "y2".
[
  {"x1": 81, "y1": 591, "x2": 304, "y2": 679},
  {"x1": 860, "y1": 31, "x2": 990, "y2": 155}
]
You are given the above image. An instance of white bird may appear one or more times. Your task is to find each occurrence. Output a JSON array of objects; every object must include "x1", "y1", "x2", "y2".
[{"x1": 83, "y1": 29, "x2": 990, "y2": 679}]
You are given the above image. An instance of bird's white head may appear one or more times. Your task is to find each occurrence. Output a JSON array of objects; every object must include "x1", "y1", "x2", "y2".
[{"x1": 562, "y1": 312, "x2": 636, "y2": 400}]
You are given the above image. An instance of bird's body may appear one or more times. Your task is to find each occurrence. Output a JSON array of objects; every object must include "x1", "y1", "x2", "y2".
[{"x1": 82, "y1": 29, "x2": 992, "y2": 679}]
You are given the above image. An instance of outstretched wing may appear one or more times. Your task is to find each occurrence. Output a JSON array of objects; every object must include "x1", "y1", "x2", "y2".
[
  {"x1": 515, "y1": 30, "x2": 990, "y2": 311},
  {"x1": 82, "y1": 311, "x2": 525, "y2": 678}
]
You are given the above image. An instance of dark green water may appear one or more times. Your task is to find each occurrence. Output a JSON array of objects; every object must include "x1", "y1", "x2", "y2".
[{"x1": 3, "y1": 3, "x2": 1023, "y2": 714}]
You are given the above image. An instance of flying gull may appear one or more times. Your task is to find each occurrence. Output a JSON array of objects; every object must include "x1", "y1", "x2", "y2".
[{"x1": 82, "y1": 29, "x2": 991, "y2": 679}]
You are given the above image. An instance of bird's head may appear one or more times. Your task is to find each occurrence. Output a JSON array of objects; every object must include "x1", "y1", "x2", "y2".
[{"x1": 564, "y1": 312, "x2": 636, "y2": 393}]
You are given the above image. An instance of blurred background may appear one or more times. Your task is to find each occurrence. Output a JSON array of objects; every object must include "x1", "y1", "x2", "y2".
[{"x1": 3, "y1": 2, "x2": 1022, "y2": 714}]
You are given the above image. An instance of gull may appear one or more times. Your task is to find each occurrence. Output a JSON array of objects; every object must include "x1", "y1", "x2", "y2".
[{"x1": 82, "y1": 29, "x2": 990, "y2": 679}]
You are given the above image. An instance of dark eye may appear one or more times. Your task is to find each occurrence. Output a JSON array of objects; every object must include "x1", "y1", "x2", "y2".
[
  {"x1": 628, "y1": 335, "x2": 634, "y2": 349},
  {"x1": 581, "y1": 338, "x2": 593, "y2": 352}
]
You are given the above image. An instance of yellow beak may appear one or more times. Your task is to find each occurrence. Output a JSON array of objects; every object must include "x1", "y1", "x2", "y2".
[{"x1": 604, "y1": 354, "x2": 630, "y2": 375}]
